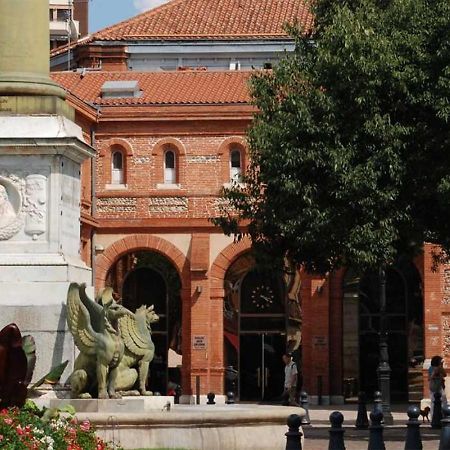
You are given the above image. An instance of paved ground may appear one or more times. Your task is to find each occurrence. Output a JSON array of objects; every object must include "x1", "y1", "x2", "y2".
[
  {"x1": 302, "y1": 426, "x2": 440, "y2": 449},
  {"x1": 301, "y1": 404, "x2": 440, "y2": 449}
]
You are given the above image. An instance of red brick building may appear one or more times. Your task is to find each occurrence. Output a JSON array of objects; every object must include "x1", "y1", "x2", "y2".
[{"x1": 51, "y1": 0, "x2": 449, "y2": 404}]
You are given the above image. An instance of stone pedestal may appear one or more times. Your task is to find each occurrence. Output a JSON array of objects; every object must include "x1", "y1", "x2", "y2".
[
  {"x1": 48, "y1": 396, "x2": 175, "y2": 413},
  {"x1": 0, "y1": 115, "x2": 94, "y2": 381}
]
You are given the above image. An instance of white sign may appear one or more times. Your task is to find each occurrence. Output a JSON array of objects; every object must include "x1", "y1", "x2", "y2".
[{"x1": 193, "y1": 335, "x2": 207, "y2": 350}]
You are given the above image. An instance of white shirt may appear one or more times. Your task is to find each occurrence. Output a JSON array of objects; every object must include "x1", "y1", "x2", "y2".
[{"x1": 284, "y1": 361, "x2": 298, "y2": 388}]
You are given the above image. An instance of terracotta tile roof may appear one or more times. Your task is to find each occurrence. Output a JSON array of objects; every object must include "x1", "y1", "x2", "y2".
[
  {"x1": 94, "y1": 0, "x2": 313, "y2": 41},
  {"x1": 51, "y1": 70, "x2": 252, "y2": 106},
  {"x1": 51, "y1": 0, "x2": 312, "y2": 56}
]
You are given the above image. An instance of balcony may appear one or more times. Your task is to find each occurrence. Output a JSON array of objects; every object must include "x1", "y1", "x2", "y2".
[
  {"x1": 49, "y1": 0, "x2": 73, "y2": 6},
  {"x1": 50, "y1": 19, "x2": 79, "y2": 37}
]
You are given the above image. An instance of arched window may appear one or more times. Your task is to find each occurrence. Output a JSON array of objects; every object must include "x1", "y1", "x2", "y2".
[
  {"x1": 230, "y1": 149, "x2": 242, "y2": 182},
  {"x1": 164, "y1": 150, "x2": 176, "y2": 184},
  {"x1": 111, "y1": 151, "x2": 124, "y2": 184}
]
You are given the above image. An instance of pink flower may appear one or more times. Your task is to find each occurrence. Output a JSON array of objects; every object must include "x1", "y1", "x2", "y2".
[
  {"x1": 4, "y1": 417, "x2": 12, "y2": 425},
  {"x1": 0, "y1": 434, "x2": 3, "y2": 441},
  {"x1": 80, "y1": 420, "x2": 90, "y2": 432}
]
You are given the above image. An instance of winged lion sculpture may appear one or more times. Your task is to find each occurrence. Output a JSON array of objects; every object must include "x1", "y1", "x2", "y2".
[
  {"x1": 66, "y1": 283, "x2": 132, "y2": 399},
  {"x1": 115, "y1": 304, "x2": 159, "y2": 395}
]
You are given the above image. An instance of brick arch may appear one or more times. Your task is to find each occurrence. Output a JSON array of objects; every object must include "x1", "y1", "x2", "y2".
[
  {"x1": 217, "y1": 136, "x2": 248, "y2": 155},
  {"x1": 152, "y1": 137, "x2": 187, "y2": 156},
  {"x1": 95, "y1": 234, "x2": 190, "y2": 291},
  {"x1": 217, "y1": 136, "x2": 248, "y2": 184},
  {"x1": 99, "y1": 138, "x2": 134, "y2": 157},
  {"x1": 209, "y1": 236, "x2": 252, "y2": 298}
]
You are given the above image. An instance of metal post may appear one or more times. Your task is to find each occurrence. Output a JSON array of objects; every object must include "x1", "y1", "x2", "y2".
[
  {"x1": 285, "y1": 414, "x2": 303, "y2": 450},
  {"x1": 432, "y1": 392, "x2": 443, "y2": 429},
  {"x1": 355, "y1": 391, "x2": 369, "y2": 429},
  {"x1": 195, "y1": 375, "x2": 200, "y2": 405},
  {"x1": 439, "y1": 404, "x2": 450, "y2": 450},
  {"x1": 373, "y1": 391, "x2": 383, "y2": 416},
  {"x1": 207, "y1": 392, "x2": 216, "y2": 405},
  {"x1": 368, "y1": 410, "x2": 385, "y2": 450},
  {"x1": 328, "y1": 411, "x2": 345, "y2": 450},
  {"x1": 318, "y1": 375, "x2": 323, "y2": 406},
  {"x1": 377, "y1": 266, "x2": 393, "y2": 425},
  {"x1": 404, "y1": 405, "x2": 422, "y2": 450},
  {"x1": 226, "y1": 391, "x2": 235, "y2": 404},
  {"x1": 300, "y1": 391, "x2": 311, "y2": 425}
]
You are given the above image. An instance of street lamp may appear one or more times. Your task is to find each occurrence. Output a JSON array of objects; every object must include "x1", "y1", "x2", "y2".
[{"x1": 377, "y1": 265, "x2": 393, "y2": 425}]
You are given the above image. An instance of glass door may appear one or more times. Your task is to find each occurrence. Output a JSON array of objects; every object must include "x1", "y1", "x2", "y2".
[{"x1": 239, "y1": 333, "x2": 285, "y2": 401}]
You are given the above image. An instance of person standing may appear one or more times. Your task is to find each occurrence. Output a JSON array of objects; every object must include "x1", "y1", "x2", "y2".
[
  {"x1": 282, "y1": 353, "x2": 299, "y2": 406},
  {"x1": 429, "y1": 355, "x2": 447, "y2": 418}
]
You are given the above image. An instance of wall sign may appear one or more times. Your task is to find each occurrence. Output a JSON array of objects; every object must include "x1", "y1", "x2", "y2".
[
  {"x1": 193, "y1": 335, "x2": 207, "y2": 350},
  {"x1": 312, "y1": 335, "x2": 328, "y2": 348}
]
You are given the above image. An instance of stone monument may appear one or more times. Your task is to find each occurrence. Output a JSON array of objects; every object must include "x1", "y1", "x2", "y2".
[
  {"x1": 0, "y1": 0, "x2": 94, "y2": 380},
  {"x1": 66, "y1": 282, "x2": 160, "y2": 399}
]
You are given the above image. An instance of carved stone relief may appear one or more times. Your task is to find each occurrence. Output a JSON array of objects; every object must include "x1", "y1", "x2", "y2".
[
  {"x1": 148, "y1": 197, "x2": 188, "y2": 213},
  {"x1": 186, "y1": 155, "x2": 220, "y2": 163},
  {"x1": 133, "y1": 156, "x2": 151, "y2": 164},
  {"x1": 23, "y1": 175, "x2": 47, "y2": 240},
  {"x1": 0, "y1": 174, "x2": 25, "y2": 241},
  {"x1": 443, "y1": 314, "x2": 450, "y2": 357},
  {"x1": 443, "y1": 269, "x2": 450, "y2": 305},
  {"x1": 97, "y1": 197, "x2": 137, "y2": 213}
]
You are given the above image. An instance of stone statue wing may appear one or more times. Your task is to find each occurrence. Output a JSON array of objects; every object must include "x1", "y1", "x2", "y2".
[
  {"x1": 119, "y1": 314, "x2": 151, "y2": 357},
  {"x1": 66, "y1": 283, "x2": 100, "y2": 356}
]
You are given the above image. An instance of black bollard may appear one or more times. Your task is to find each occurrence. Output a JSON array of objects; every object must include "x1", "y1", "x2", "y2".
[
  {"x1": 368, "y1": 409, "x2": 385, "y2": 450},
  {"x1": 285, "y1": 414, "x2": 303, "y2": 450},
  {"x1": 404, "y1": 405, "x2": 422, "y2": 450},
  {"x1": 439, "y1": 404, "x2": 450, "y2": 450},
  {"x1": 373, "y1": 391, "x2": 383, "y2": 415},
  {"x1": 300, "y1": 391, "x2": 311, "y2": 425},
  {"x1": 206, "y1": 392, "x2": 216, "y2": 405},
  {"x1": 225, "y1": 391, "x2": 235, "y2": 404},
  {"x1": 432, "y1": 392, "x2": 443, "y2": 429},
  {"x1": 174, "y1": 384, "x2": 181, "y2": 404},
  {"x1": 356, "y1": 391, "x2": 369, "y2": 429},
  {"x1": 328, "y1": 411, "x2": 345, "y2": 450}
]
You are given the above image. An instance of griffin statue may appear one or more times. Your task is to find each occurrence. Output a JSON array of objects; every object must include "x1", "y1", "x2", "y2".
[
  {"x1": 115, "y1": 304, "x2": 159, "y2": 395},
  {"x1": 66, "y1": 283, "x2": 160, "y2": 399},
  {"x1": 67, "y1": 283, "x2": 132, "y2": 399}
]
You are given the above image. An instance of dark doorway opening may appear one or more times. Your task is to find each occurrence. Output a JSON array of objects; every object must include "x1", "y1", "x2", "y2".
[
  {"x1": 343, "y1": 261, "x2": 423, "y2": 402},
  {"x1": 107, "y1": 251, "x2": 182, "y2": 395}
]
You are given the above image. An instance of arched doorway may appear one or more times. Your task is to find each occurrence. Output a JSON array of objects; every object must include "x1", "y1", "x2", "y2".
[
  {"x1": 106, "y1": 250, "x2": 182, "y2": 395},
  {"x1": 223, "y1": 254, "x2": 288, "y2": 402},
  {"x1": 342, "y1": 261, "x2": 423, "y2": 401}
]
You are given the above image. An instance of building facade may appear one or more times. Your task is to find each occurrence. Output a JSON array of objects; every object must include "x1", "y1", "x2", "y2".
[
  {"x1": 51, "y1": 0, "x2": 450, "y2": 404},
  {"x1": 49, "y1": 0, "x2": 88, "y2": 50},
  {"x1": 50, "y1": 0, "x2": 313, "y2": 71}
]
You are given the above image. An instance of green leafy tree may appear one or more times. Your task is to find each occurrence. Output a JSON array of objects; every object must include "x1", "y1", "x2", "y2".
[{"x1": 215, "y1": 0, "x2": 450, "y2": 274}]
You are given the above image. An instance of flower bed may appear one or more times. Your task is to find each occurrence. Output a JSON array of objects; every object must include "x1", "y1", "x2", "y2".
[{"x1": 0, "y1": 401, "x2": 120, "y2": 449}]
